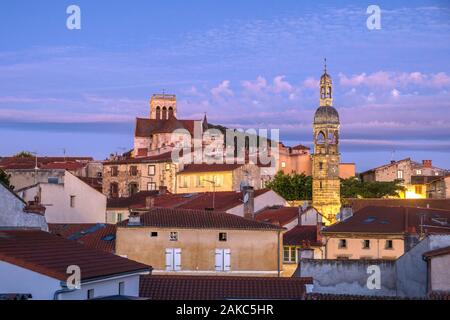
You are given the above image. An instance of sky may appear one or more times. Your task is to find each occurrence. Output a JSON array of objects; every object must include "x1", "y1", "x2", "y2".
[{"x1": 0, "y1": 0, "x2": 449, "y2": 171}]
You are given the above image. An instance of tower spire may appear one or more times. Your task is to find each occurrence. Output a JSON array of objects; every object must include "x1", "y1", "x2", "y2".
[{"x1": 324, "y1": 58, "x2": 327, "y2": 74}]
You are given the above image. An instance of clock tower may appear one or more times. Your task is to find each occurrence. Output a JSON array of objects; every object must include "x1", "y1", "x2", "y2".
[{"x1": 312, "y1": 60, "x2": 341, "y2": 225}]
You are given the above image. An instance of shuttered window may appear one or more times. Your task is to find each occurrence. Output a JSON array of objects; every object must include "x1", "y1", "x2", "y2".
[
  {"x1": 165, "y1": 248, "x2": 182, "y2": 271},
  {"x1": 215, "y1": 249, "x2": 231, "y2": 272}
]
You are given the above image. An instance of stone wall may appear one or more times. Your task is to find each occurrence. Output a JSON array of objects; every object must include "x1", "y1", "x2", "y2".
[{"x1": 297, "y1": 259, "x2": 397, "y2": 296}]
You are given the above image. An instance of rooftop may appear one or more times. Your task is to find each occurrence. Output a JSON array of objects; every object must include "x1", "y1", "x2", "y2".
[
  {"x1": 255, "y1": 206, "x2": 299, "y2": 226},
  {"x1": 48, "y1": 223, "x2": 117, "y2": 254},
  {"x1": 0, "y1": 157, "x2": 92, "y2": 170},
  {"x1": 0, "y1": 230, "x2": 150, "y2": 282},
  {"x1": 108, "y1": 189, "x2": 273, "y2": 212},
  {"x1": 283, "y1": 225, "x2": 322, "y2": 247},
  {"x1": 118, "y1": 207, "x2": 284, "y2": 231},
  {"x1": 139, "y1": 275, "x2": 312, "y2": 300},
  {"x1": 323, "y1": 206, "x2": 450, "y2": 235},
  {"x1": 179, "y1": 163, "x2": 244, "y2": 174}
]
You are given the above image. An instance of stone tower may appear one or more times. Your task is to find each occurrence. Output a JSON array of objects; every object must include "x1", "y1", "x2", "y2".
[
  {"x1": 150, "y1": 93, "x2": 177, "y2": 120},
  {"x1": 312, "y1": 61, "x2": 341, "y2": 224}
]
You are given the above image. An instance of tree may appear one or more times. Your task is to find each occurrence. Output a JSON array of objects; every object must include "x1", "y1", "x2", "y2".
[
  {"x1": 13, "y1": 151, "x2": 34, "y2": 158},
  {"x1": 266, "y1": 172, "x2": 405, "y2": 201},
  {"x1": 340, "y1": 177, "x2": 405, "y2": 199},
  {"x1": 265, "y1": 171, "x2": 312, "y2": 201},
  {"x1": 0, "y1": 169, "x2": 14, "y2": 190}
]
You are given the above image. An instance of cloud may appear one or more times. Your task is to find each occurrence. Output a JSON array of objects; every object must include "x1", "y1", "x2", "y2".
[
  {"x1": 211, "y1": 80, "x2": 233, "y2": 97},
  {"x1": 273, "y1": 76, "x2": 293, "y2": 93}
]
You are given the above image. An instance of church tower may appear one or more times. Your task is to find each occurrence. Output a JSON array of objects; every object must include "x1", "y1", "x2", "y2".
[
  {"x1": 150, "y1": 93, "x2": 177, "y2": 120},
  {"x1": 312, "y1": 60, "x2": 341, "y2": 225}
]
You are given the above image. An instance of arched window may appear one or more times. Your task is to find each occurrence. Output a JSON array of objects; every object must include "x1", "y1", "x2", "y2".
[
  {"x1": 168, "y1": 107, "x2": 174, "y2": 118},
  {"x1": 328, "y1": 132, "x2": 337, "y2": 144},
  {"x1": 316, "y1": 131, "x2": 326, "y2": 144},
  {"x1": 162, "y1": 107, "x2": 167, "y2": 120},
  {"x1": 156, "y1": 106, "x2": 161, "y2": 120}
]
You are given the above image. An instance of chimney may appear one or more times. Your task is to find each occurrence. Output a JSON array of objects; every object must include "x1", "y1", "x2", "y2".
[
  {"x1": 128, "y1": 211, "x2": 141, "y2": 226},
  {"x1": 243, "y1": 186, "x2": 255, "y2": 220},
  {"x1": 422, "y1": 160, "x2": 432, "y2": 168},
  {"x1": 339, "y1": 205, "x2": 353, "y2": 221},
  {"x1": 145, "y1": 196, "x2": 155, "y2": 209},
  {"x1": 23, "y1": 195, "x2": 46, "y2": 215},
  {"x1": 159, "y1": 186, "x2": 167, "y2": 195}
]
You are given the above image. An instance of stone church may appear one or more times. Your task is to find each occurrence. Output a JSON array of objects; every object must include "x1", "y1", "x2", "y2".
[{"x1": 312, "y1": 62, "x2": 341, "y2": 224}]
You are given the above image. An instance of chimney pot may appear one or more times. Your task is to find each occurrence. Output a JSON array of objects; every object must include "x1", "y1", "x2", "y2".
[
  {"x1": 159, "y1": 186, "x2": 167, "y2": 195},
  {"x1": 243, "y1": 186, "x2": 255, "y2": 220},
  {"x1": 422, "y1": 160, "x2": 432, "y2": 168}
]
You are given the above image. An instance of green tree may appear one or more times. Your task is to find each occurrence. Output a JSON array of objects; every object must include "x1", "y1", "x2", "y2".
[
  {"x1": 13, "y1": 151, "x2": 34, "y2": 158},
  {"x1": 265, "y1": 171, "x2": 312, "y2": 201},
  {"x1": 0, "y1": 169, "x2": 14, "y2": 190},
  {"x1": 340, "y1": 177, "x2": 405, "y2": 199}
]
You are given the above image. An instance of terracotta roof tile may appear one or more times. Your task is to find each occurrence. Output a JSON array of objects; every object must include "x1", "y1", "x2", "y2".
[
  {"x1": 118, "y1": 207, "x2": 284, "y2": 231},
  {"x1": 0, "y1": 157, "x2": 92, "y2": 170},
  {"x1": 0, "y1": 230, "x2": 150, "y2": 282},
  {"x1": 323, "y1": 206, "x2": 450, "y2": 235},
  {"x1": 48, "y1": 223, "x2": 117, "y2": 254},
  {"x1": 256, "y1": 206, "x2": 299, "y2": 226},
  {"x1": 135, "y1": 117, "x2": 198, "y2": 137},
  {"x1": 346, "y1": 198, "x2": 450, "y2": 211},
  {"x1": 283, "y1": 225, "x2": 322, "y2": 247},
  {"x1": 103, "y1": 152, "x2": 173, "y2": 165},
  {"x1": 139, "y1": 275, "x2": 312, "y2": 300},
  {"x1": 180, "y1": 163, "x2": 244, "y2": 173}
]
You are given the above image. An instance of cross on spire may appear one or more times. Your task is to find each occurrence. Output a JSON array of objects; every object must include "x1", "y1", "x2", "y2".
[{"x1": 324, "y1": 58, "x2": 327, "y2": 74}]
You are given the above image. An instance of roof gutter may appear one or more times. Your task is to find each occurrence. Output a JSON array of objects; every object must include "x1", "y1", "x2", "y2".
[{"x1": 53, "y1": 282, "x2": 76, "y2": 300}]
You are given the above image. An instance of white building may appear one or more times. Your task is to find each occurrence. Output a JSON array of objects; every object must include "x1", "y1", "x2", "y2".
[
  {"x1": 0, "y1": 181, "x2": 48, "y2": 231},
  {"x1": 0, "y1": 230, "x2": 151, "y2": 300},
  {"x1": 17, "y1": 171, "x2": 106, "y2": 224}
]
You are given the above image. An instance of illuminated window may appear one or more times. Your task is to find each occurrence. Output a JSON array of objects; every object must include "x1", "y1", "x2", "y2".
[
  {"x1": 397, "y1": 170, "x2": 404, "y2": 180},
  {"x1": 415, "y1": 185, "x2": 423, "y2": 194}
]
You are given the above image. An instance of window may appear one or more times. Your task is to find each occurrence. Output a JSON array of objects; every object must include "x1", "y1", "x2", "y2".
[
  {"x1": 219, "y1": 233, "x2": 227, "y2": 242},
  {"x1": 111, "y1": 166, "x2": 118, "y2": 177},
  {"x1": 169, "y1": 232, "x2": 178, "y2": 241},
  {"x1": 416, "y1": 169, "x2": 422, "y2": 175},
  {"x1": 118, "y1": 282, "x2": 125, "y2": 295},
  {"x1": 147, "y1": 182, "x2": 157, "y2": 191},
  {"x1": 397, "y1": 170, "x2": 404, "y2": 180},
  {"x1": 338, "y1": 239, "x2": 347, "y2": 249},
  {"x1": 196, "y1": 176, "x2": 204, "y2": 188},
  {"x1": 319, "y1": 162, "x2": 323, "y2": 170},
  {"x1": 319, "y1": 181, "x2": 323, "y2": 189},
  {"x1": 180, "y1": 176, "x2": 189, "y2": 188},
  {"x1": 70, "y1": 195, "x2": 76, "y2": 208},
  {"x1": 165, "y1": 163, "x2": 171, "y2": 171},
  {"x1": 48, "y1": 177, "x2": 59, "y2": 184},
  {"x1": 130, "y1": 166, "x2": 138, "y2": 176},
  {"x1": 283, "y1": 246, "x2": 297, "y2": 263},
  {"x1": 316, "y1": 132, "x2": 326, "y2": 144},
  {"x1": 215, "y1": 249, "x2": 231, "y2": 271},
  {"x1": 415, "y1": 185, "x2": 423, "y2": 194},
  {"x1": 151, "y1": 232, "x2": 158, "y2": 237},
  {"x1": 148, "y1": 165, "x2": 156, "y2": 176},
  {"x1": 385, "y1": 240, "x2": 394, "y2": 250},
  {"x1": 87, "y1": 289, "x2": 95, "y2": 300},
  {"x1": 128, "y1": 183, "x2": 139, "y2": 196},
  {"x1": 281, "y1": 161, "x2": 286, "y2": 168},
  {"x1": 110, "y1": 182, "x2": 119, "y2": 198},
  {"x1": 96, "y1": 172, "x2": 103, "y2": 178},
  {"x1": 117, "y1": 213, "x2": 123, "y2": 223},
  {"x1": 363, "y1": 240, "x2": 370, "y2": 249},
  {"x1": 165, "y1": 248, "x2": 182, "y2": 271}
]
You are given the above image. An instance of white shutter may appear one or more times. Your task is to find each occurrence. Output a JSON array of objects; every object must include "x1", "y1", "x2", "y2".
[
  {"x1": 215, "y1": 249, "x2": 224, "y2": 271},
  {"x1": 224, "y1": 249, "x2": 231, "y2": 271},
  {"x1": 174, "y1": 248, "x2": 182, "y2": 271},
  {"x1": 165, "y1": 248, "x2": 174, "y2": 271}
]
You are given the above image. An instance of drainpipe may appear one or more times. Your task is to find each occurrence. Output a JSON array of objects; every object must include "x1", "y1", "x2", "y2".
[
  {"x1": 277, "y1": 230, "x2": 281, "y2": 277},
  {"x1": 53, "y1": 283, "x2": 76, "y2": 300}
]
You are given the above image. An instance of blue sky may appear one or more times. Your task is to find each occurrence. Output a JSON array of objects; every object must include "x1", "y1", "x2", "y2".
[{"x1": 0, "y1": 0, "x2": 449, "y2": 171}]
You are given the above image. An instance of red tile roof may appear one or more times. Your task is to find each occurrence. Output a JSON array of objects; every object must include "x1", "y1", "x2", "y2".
[
  {"x1": 323, "y1": 206, "x2": 450, "y2": 235},
  {"x1": 283, "y1": 225, "x2": 322, "y2": 247},
  {"x1": 180, "y1": 163, "x2": 244, "y2": 173},
  {"x1": 108, "y1": 189, "x2": 272, "y2": 212},
  {"x1": 40, "y1": 161, "x2": 85, "y2": 171},
  {"x1": 423, "y1": 246, "x2": 450, "y2": 259},
  {"x1": 305, "y1": 293, "x2": 412, "y2": 300},
  {"x1": 48, "y1": 224, "x2": 117, "y2": 254},
  {"x1": 78, "y1": 177, "x2": 103, "y2": 193},
  {"x1": 346, "y1": 198, "x2": 450, "y2": 212},
  {"x1": 0, "y1": 157, "x2": 92, "y2": 170},
  {"x1": 0, "y1": 230, "x2": 150, "y2": 282},
  {"x1": 256, "y1": 206, "x2": 299, "y2": 226},
  {"x1": 118, "y1": 207, "x2": 284, "y2": 231},
  {"x1": 139, "y1": 275, "x2": 312, "y2": 300}
]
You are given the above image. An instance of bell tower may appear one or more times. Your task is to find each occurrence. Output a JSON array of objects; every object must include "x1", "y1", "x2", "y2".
[
  {"x1": 312, "y1": 60, "x2": 341, "y2": 225},
  {"x1": 150, "y1": 93, "x2": 177, "y2": 120}
]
